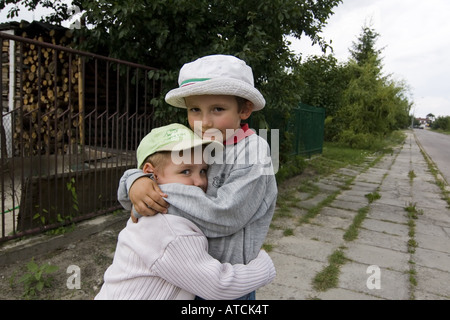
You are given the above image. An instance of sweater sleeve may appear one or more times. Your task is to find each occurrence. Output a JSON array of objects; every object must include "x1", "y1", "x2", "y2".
[
  {"x1": 161, "y1": 163, "x2": 276, "y2": 237},
  {"x1": 152, "y1": 235, "x2": 276, "y2": 300},
  {"x1": 117, "y1": 168, "x2": 149, "y2": 210}
]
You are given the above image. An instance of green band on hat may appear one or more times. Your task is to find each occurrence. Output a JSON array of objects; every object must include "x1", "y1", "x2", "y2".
[{"x1": 180, "y1": 78, "x2": 211, "y2": 87}]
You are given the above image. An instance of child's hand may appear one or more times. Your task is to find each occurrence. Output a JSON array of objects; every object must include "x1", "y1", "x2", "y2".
[{"x1": 129, "y1": 176, "x2": 169, "y2": 217}]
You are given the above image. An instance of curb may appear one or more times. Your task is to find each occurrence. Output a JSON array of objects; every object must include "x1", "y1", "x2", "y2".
[
  {"x1": 413, "y1": 130, "x2": 449, "y2": 187},
  {"x1": 0, "y1": 212, "x2": 128, "y2": 267}
]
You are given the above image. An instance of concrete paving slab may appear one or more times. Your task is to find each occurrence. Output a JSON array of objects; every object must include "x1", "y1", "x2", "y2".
[
  {"x1": 313, "y1": 214, "x2": 353, "y2": 230},
  {"x1": 330, "y1": 199, "x2": 365, "y2": 212},
  {"x1": 336, "y1": 168, "x2": 361, "y2": 177},
  {"x1": 374, "y1": 195, "x2": 412, "y2": 208},
  {"x1": 345, "y1": 243, "x2": 410, "y2": 272},
  {"x1": 414, "y1": 198, "x2": 450, "y2": 211},
  {"x1": 334, "y1": 194, "x2": 370, "y2": 205},
  {"x1": 337, "y1": 262, "x2": 410, "y2": 300},
  {"x1": 294, "y1": 191, "x2": 312, "y2": 201},
  {"x1": 348, "y1": 182, "x2": 379, "y2": 193},
  {"x1": 313, "y1": 182, "x2": 341, "y2": 193},
  {"x1": 319, "y1": 206, "x2": 356, "y2": 220},
  {"x1": 367, "y1": 203, "x2": 408, "y2": 224},
  {"x1": 297, "y1": 193, "x2": 330, "y2": 209},
  {"x1": 414, "y1": 247, "x2": 450, "y2": 272},
  {"x1": 415, "y1": 221, "x2": 450, "y2": 237},
  {"x1": 355, "y1": 228, "x2": 408, "y2": 252},
  {"x1": 415, "y1": 232, "x2": 450, "y2": 254},
  {"x1": 415, "y1": 265, "x2": 450, "y2": 299},
  {"x1": 419, "y1": 208, "x2": 450, "y2": 228},
  {"x1": 316, "y1": 287, "x2": 385, "y2": 300},
  {"x1": 256, "y1": 251, "x2": 324, "y2": 300},
  {"x1": 273, "y1": 232, "x2": 338, "y2": 262},
  {"x1": 361, "y1": 218, "x2": 409, "y2": 237},
  {"x1": 444, "y1": 227, "x2": 450, "y2": 237},
  {"x1": 341, "y1": 189, "x2": 376, "y2": 198}
]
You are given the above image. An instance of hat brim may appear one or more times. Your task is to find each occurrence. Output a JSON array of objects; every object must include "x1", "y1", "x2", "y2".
[
  {"x1": 138, "y1": 138, "x2": 223, "y2": 168},
  {"x1": 158, "y1": 138, "x2": 223, "y2": 153},
  {"x1": 165, "y1": 78, "x2": 265, "y2": 111}
]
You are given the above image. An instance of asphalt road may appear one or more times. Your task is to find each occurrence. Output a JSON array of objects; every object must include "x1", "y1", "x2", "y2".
[{"x1": 414, "y1": 129, "x2": 450, "y2": 185}]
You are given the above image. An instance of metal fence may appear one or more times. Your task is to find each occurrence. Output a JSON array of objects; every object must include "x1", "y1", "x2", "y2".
[
  {"x1": 1, "y1": 31, "x2": 161, "y2": 242},
  {"x1": 288, "y1": 103, "x2": 325, "y2": 157}
]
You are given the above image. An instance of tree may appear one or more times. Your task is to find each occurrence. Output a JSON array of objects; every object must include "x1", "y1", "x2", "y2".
[
  {"x1": 327, "y1": 25, "x2": 411, "y2": 148},
  {"x1": 295, "y1": 54, "x2": 350, "y2": 118},
  {"x1": 432, "y1": 116, "x2": 450, "y2": 131},
  {"x1": 2, "y1": 0, "x2": 343, "y2": 158},
  {"x1": 426, "y1": 113, "x2": 435, "y2": 123},
  {"x1": 349, "y1": 23, "x2": 383, "y2": 72}
]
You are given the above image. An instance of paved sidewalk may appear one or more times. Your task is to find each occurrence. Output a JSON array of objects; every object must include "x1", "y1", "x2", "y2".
[{"x1": 258, "y1": 131, "x2": 450, "y2": 300}]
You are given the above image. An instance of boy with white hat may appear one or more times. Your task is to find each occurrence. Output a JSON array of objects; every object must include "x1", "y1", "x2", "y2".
[
  {"x1": 117, "y1": 55, "x2": 278, "y2": 300},
  {"x1": 96, "y1": 124, "x2": 275, "y2": 300}
]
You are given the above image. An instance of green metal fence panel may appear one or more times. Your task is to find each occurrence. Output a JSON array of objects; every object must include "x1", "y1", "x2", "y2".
[
  {"x1": 292, "y1": 103, "x2": 325, "y2": 157},
  {"x1": 248, "y1": 102, "x2": 324, "y2": 158}
]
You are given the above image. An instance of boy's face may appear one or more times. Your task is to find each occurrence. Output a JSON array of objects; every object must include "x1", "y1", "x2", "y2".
[
  {"x1": 143, "y1": 155, "x2": 208, "y2": 192},
  {"x1": 185, "y1": 95, "x2": 252, "y2": 143}
]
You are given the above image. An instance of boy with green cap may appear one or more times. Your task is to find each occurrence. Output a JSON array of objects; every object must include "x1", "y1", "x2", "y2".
[
  {"x1": 117, "y1": 55, "x2": 278, "y2": 300},
  {"x1": 96, "y1": 124, "x2": 275, "y2": 300}
]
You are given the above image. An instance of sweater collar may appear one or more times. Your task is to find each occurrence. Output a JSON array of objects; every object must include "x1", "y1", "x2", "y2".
[{"x1": 224, "y1": 123, "x2": 255, "y2": 146}]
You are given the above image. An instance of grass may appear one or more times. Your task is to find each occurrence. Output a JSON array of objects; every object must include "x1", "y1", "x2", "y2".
[
  {"x1": 408, "y1": 170, "x2": 416, "y2": 185},
  {"x1": 298, "y1": 190, "x2": 341, "y2": 225},
  {"x1": 404, "y1": 202, "x2": 423, "y2": 299},
  {"x1": 307, "y1": 142, "x2": 373, "y2": 176},
  {"x1": 312, "y1": 248, "x2": 348, "y2": 291},
  {"x1": 419, "y1": 148, "x2": 450, "y2": 208},
  {"x1": 343, "y1": 206, "x2": 370, "y2": 241},
  {"x1": 365, "y1": 191, "x2": 381, "y2": 204}
]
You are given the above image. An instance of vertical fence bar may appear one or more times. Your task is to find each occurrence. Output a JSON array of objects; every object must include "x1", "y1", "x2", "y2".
[{"x1": 0, "y1": 37, "x2": 4, "y2": 238}]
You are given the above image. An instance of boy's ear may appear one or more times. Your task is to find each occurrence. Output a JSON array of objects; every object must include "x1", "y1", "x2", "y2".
[
  {"x1": 239, "y1": 101, "x2": 253, "y2": 120},
  {"x1": 142, "y1": 162, "x2": 155, "y2": 174},
  {"x1": 143, "y1": 162, "x2": 159, "y2": 180}
]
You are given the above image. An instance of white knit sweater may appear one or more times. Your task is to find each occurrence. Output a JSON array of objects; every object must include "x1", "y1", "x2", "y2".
[{"x1": 95, "y1": 214, "x2": 275, "y2": 300}]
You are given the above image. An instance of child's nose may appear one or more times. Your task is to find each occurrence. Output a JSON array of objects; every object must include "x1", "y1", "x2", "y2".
[
  {"x1": 193, "y1": 175, "x2": 207, "y2": 192},
  {"x1": 201, "y1": 114, "x2": 213, "y2": 128}
]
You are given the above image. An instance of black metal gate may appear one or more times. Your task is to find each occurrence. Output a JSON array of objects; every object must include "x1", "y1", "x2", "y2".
[{"x1": 1, "y1": 31, "x2": 161, "y2": 242}]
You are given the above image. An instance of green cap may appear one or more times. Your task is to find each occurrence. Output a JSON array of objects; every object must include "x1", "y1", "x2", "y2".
[{"x1": 136, "y1": 123, "x2": 220, "y2": 168}]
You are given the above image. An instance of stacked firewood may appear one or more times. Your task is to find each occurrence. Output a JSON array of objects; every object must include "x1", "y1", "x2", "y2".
[{"x1": 13, "y1": 29, "x2": 82, "y2": 156}]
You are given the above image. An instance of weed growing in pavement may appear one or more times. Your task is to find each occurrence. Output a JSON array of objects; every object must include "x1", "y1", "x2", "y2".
[
  {"x1": 419, "y1": 148, "x2": 450, "y2": 207},
  {"x1": 365, "y1": 191, "x2": 381, "y2": 204},
  {"x1": 404, "y1": 202, "x2": 422, "y2": 299},
  {"x1": 343, "y1": 206, "x2": 370, "y2": 242},
  {"x1": 408, "y1": 170, "x2": 416, "y2": 185},
  {"x1": 312, "y1": 248, "x2": 348, "y2": 291}
]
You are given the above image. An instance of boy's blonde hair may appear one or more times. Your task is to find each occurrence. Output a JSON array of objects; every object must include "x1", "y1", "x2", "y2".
[{"x1": 140, "y1": 151, "x2": 171, "y2": 170}]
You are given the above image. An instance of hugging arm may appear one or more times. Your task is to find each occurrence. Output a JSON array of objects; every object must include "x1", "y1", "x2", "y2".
[{"x1": 161, "y1": 163, "x2": 276, "y2": 237}]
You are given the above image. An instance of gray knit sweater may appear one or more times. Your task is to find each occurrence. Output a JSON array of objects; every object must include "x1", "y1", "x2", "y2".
[{"x1": 118, "y1": 133, "x2": 278, "y2": 265}]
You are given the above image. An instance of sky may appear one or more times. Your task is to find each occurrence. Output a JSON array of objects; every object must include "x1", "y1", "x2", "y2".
[
  {"x1": 1, "y1": 0, "x2": 449, "y2": 119},
  {"x1": 289, "y1": 0, "x2": 450, "y2": 119}
]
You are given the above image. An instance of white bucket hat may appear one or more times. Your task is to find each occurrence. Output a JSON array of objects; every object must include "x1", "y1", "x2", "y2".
[{"x1": 165, "y1": 55, "x2": 265, "y2": 111}]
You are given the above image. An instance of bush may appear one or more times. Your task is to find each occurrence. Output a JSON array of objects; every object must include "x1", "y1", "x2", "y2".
[
  {"x1": 432, "y1": 116, "x2": 450, "y2": 131},
  {"x1": 337, "y1": 130, "x2": 384, "y2": 150}
]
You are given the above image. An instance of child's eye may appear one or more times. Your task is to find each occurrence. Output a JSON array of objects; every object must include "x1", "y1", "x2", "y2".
[
  {"x1": 200, "y1": 169, "x2": 208, "y2": 175},
  {"x1": 180, "y1": 169, "x2": 191, "y2": 175},
  {"x1": 188, "y1": 108, "x2": 200, "y2": 113},
  {"x1": 213, "y1": 107, "x2": 225, "y2": 112}
]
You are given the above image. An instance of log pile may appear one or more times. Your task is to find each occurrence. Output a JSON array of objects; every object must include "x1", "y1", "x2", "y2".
[{"x1": 12, "y1": 29, "x2": 82, "y2": 156}]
